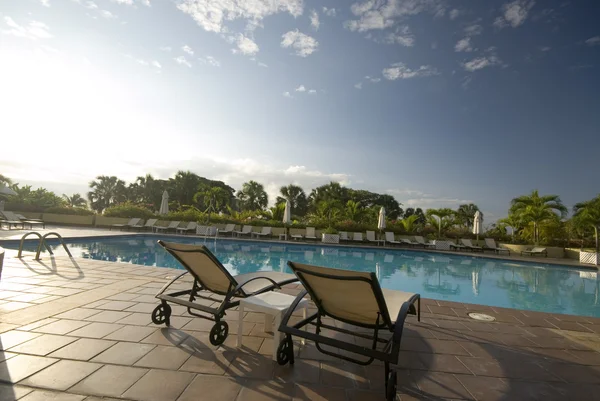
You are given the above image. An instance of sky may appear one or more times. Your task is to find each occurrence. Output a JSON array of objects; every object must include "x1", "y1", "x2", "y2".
[{"x1": 1, "y1": 0, "x2": 599, "y2": 222}]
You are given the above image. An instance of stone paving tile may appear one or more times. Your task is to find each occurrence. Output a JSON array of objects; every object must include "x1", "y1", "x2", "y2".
[
  {"x1": 0, "y1": 354, "x2": 58, "y2": 383},
  {"x1": 67, "y1": 323, "x2": 123, "y2": 339},
  {"x1": 105, "y1": 292, "x2": 140, "y2": 301},
  {"x1": 134, "y1": 345, "x2": 192, "y2": 370},
  {"x1": 225, "y1": 352, "x2": 276, "y2": 380},
  {"x1": 0, "y1": 302, "x2": 32, "y2": 313},
  {"x1": 176, "y1": 375, "x2": 242, "y2": 401},
  {"x1": 414, "y1": 372, "x2": 474, "y2": 400},
  {"x1": 32, "y1": 320, "x2": 91, "y2": 335},
  {"x1": 8, "y1": 334, "x2": 78, "y2": 356},
  {"x1": 179, "y1": 349, "x2": 234, "y2": 375},
  {"x1": 114, "y1": 312, "x2": 153, "y2": 326},
  {"x1": 0, "y1": 383, "x2": 34, "y2": 400},
  {"x1": 292, "y1": 383, "x2": 347, "y2": 401},
  {"x1": 91, "y1": 342, "x2": 156, "y2": 365},
  {"x1": 455, "y1": 374, "x2": 509, "y2": 401},
  {"x1": 18, "y1": 318, "x2": 59, "y2": 331},
  {"x1": 84, "y1": 310, "x2": 132, "y2": 323},
  {"x1": 95, "y1": 301, "x2": 137, "y2": 311},
  {"x1": 45, "y1": 288, "x2": 85, "y2": 297},
  {"x1": 122, "y1": 369, "x2": 195, "y2": 401},
  {"x1": 236, "y1": 378, "x2": 295, "y2": 401},
  {"x1": 0, "y1": 331, "x2": 42, "y2": 350},
  {"x1": 53, "y1": 308, "x2": 101, "y2": 320},
  {"x1": 48, "y1": 338, "x2": 117, "y2": 361},
  {"x1": 123, "y1": 303, "x2": 156, "y2": 314},
  {"x1": 7, "y1": 293, "x2": 53, "y2": 303},
  {"x1": 141, "y1": 328, "x2": 189, "y2": 346},
  {"x1": 103, "y1": 325, "x2": 157, "y2": 342},
  {"x1": 0, "y1": 351, "x2": 18, "y2": 363},
  {"x1": 21, "y1": 360, "x2": 102, "y2": 390},
  {"x1": 19, "y1": 390, "x2": 86, "y2": 400},
  {"x1": 70, "y1": 365, "x2": 149, "y2": 398}
]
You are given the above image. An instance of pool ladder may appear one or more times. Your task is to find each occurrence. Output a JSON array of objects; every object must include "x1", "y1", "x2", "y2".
[{"x1": 17, "y1": 232, "x2": 72, "y2": 260}]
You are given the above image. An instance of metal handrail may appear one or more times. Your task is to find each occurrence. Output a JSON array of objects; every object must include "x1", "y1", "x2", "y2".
[
  {"x1": 37, "y1": 232, "x2": 72, "y2": 259},
  {"x1": 17, "y1": 232, "x2": 52, "y2": 259}
]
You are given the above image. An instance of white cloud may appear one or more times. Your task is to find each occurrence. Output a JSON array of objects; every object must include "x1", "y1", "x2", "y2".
[
  {"x1": 494, "y1": 0, "x2": 535, "y2": 28},
  {"x1": 86, "y1": 1, "x2": 98, "y2": 9},
  {"x1": 199, "y1": 55, "x2": 220, "y2": 66},
  {"x1": 281, "y1": 30, "x2": 319, "y2": 57},
  {"x1": 464, "y1": 23, "x2": 482, "y2": 36},
  {"x1": 174, "y1": 56, "x2": 192, "y2": 67},
  {"x1": 257, "y1": 61, "x2": 268, "y2": 67},
  {"x1": 449, "y1": 8, "x2": 461, "y2": 20},
  {"x1": 310, "y1": 9, "x2": 320, "y2": 30},
  {"x1": 182, "y1": 45, "x2": 194, "y2": 55},
  {"x1": 454, "y1": 37, "x2": 472, "y2": 52},
  {"x1": 322, "y1": 7, "x2": 336, "y2": 17},
  {"x1": 100, "y1": 10, "x2": 117, "y2": 19},
  {"x1": 176, "y1": 0, "x2": 303, "y2": 33},
  {"x1": 345, "y1": 0, "x2": 445, "y2": 32},
  {"x1": 283, "y1": 91, "x2": 293, "y2": 98},
  {"x1": 308, "y1": 89, "x2": 316, "y2": 94},
  {"x1": 295, "y1": 85, "x2": 306, "y2": 92},
  {"x1": 151, "y1": 60, "x2": 161, "y2": 68},
  {"x1": 383, "y1": 25, "x2": 414, "y2": 46},
  {"x1": 539, "y1": 46, "x2": 551, "y2": 52},
  {"x1": 2, "y1": 17, "x2": 53, "y2": 40},
  {"x1": 40, "y1": 0, "x2": 51, "y2": 7},
  {"x1": 232, "y1": 34, "x2": 259, "y2": 55},
  {"x1": 462, "y1": 54, "x2": 501, "y2": 72},
  {"x1": 585, "y1": 36, "x2": 600, "y2": 46},
  {"x1": 354, "y1": 82, "x2": 362, "y2": 89},
  {"x1": 382, "y1": 62, "x2": 439, "y2": 80},
  {"x1": 365, "y1": 76, "x2": 381, "y2": 83},
  {"x1": 159, "y1": 46, "x2": 172, "y2": 52}
]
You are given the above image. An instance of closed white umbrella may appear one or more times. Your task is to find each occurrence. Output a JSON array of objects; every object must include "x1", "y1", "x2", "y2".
[
  {"x1": 378, "y1": 207, "x2": 386, "y2": 230},
  {"x1": 0, "y1": 186, "x2": 17, "y2": 196},
  {"x1": 282, "y1": 200, "x2": 291, "y2": 240},
  {"x1": 473, "y1": 211, "x2": 483, "y2": 242},
  {"x1": 159, "y1": 191, "x2": 169, "y2": 215}
]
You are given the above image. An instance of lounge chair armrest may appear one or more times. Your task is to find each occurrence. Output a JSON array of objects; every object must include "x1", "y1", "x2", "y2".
[
  {"x1": 391, "y1": 294, "x2": 420, "y2": 357},
  {"x1": 234, "y1": 276, "x2": 282, "y2": 294},
  {"x1": 156, "y1": 271, "x2": 189, "y2": 296},
  {"x1": 280, "y1": 290, "x2": 309, "y2": 328}
]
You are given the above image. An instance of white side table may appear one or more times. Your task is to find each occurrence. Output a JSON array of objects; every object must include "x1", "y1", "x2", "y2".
[{"x1": 238, "y1": 292, "x2": 308, "y2": 360}]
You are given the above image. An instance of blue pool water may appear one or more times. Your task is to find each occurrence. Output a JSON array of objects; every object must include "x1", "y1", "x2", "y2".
[{"x1": 4, "y1": 235, "x2": 599, "y2": 318}]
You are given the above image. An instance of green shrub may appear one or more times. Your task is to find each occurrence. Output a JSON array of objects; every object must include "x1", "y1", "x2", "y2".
[
  {"x1": 104, "y1": 203, "x2": 155, "y2": 219},
  {"x1": 3, "y1": 203, "x2": 46, "y2": 213},
  {"x1": 323, "y1": 227, "x2": 338, "y2": 234},
  {"x1": 45, "y1": 206, "x2": 94, "y2": 216},
  {"x1": 165, "y1": 209, "x2": 204, "y2": 222}
]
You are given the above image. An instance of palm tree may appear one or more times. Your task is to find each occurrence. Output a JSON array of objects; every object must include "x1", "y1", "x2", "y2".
[
  {"x1": 62, "y1": 193, "x2": 87, "y2": 208},
  {"x1": 498, "y1": 214, "x2": 525, "y2": 242},
  {"x1": 510, "y1": 190, "x2": 567, "y2": 244},
  {"x1": 236, "y1": 181, "x2": 268, "y2": 211},
  {"x1": 399, "y1": 214, "x2": 420, "y2": 233},
  {"x1": 456, "y1": 204, "x2": 479, "y2": 229},
  {"x1": 308, "y1": 182, "x2": 348, "y2": 211},
  {"x1": 194, "y1": 186, "x2": 231, "y2": 222},
  {"x1": 426, "y1": 208, "x2": 455, "y2": 238},
  {"x1": 276, "y1": 184, "x2": 308, "y2": 216},
  {"x1": 87, "y1": 176, "x2": 127, "y2": 212},
  {"x1": 573, "y1": 195, "x2": 600, "y2": 252},
  {"x1": 344, "y1": 200, "x2": 364, "y2": 222},
  {"x1": 169, "y1": 171, "x2": 201, "y2": 207}
]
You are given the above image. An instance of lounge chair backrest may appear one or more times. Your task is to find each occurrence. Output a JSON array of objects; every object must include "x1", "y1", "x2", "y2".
[
  {"x1": 366, "y1": 231, "x2": 376, "y2": 241},
  {"x1": 461, "y1": 239, "x2": 473, "y2": 247},
  {"x1": 261, "y1": 227, "x2": 272, "y2": 235},
  {"x1": 531, "y1": 247, "x2": 546, "y2": 253},
  {"x1": 224, "y1": 224, "x2": 235, "y2": 231},
  {"x1": 145, "y1": 219, "x2": 158, "y2": 227},
  {"x1": 414, "y1": 236, "x2": 425, "y2": 244},
  {"x1": 288, "y1": 262, "x2": 391, "y2": 327},
  {"x1": 385, "y1": 232, "x2": 395, "y2": 242},
  {"x1": 242, "y1": 225, "x2": 252, "y2": 233},
  {"x1": 485, "y1": 238, "x2": 496, "y2": 248},
  {"x1": 168, "y1": 221, "x2": 181, "y2": 228},
  {"x1": 339, "y1": 231, "x2": 349, "y2": 240},
  {"x1": 158, "y1": 241, "x2": 238, "y2": 295},
  {"x1": 128, "y1": 218, "x2": 141, "y2": 226},
  {"x1": 353, "y1": 232, "x2": 363, "y2": 241},
  {"x1": 306, "y1": 227, "x2": 316, "y2": 237},
  {"x1": 184, "y1": 221, "x2": 197, "y2": 229},
  {"x1": 1, "y1": 211, "x2": 20, "y2": 221}
]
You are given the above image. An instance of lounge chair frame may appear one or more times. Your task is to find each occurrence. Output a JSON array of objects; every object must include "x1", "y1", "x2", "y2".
[
  {"x1": 521, "y1": 248, "x2": 548, "y2": 257},
  {"x1": 153, "y1": 240, "x2": 298, "y2": 346},
  {"x1": 277, "y1": 262, "x2": 420, "y2": 401}
]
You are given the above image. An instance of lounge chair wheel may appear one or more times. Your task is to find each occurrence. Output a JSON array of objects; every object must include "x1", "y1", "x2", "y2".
[
  {"x1": 386, "y1": 370, "x2": 397, "y2": 401},
  {"x1": 151, "y1": 303, "x2": 172, "y2": 326},
  {"x1": 276, "y1": 337, "x2": 294, "y2": 365},
  {"x1": 209, "y1": 321, "x2": 229, "y2": 346}
]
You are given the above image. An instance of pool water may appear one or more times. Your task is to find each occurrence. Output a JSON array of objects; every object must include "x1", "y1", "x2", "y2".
[{"x1": 5, "y1": 235, "x2": 600, "y2": 318}]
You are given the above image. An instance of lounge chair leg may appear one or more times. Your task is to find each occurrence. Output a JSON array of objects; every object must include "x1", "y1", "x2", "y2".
[
  {"x1": 209, "y1": 320, "x2": 229, "y2": 346},
  {"x1": 151, "y1": 302, "x2": 172, "y2": 326}
]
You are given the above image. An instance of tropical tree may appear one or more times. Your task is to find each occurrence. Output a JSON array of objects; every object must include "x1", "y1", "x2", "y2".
[
  {"x1": 236, "y1": 180, "x2": 268, "y2": 211},
  {"x1": 572, "y1": 195, "x2": 600, "y2": 252},
  {"x1": 169, "y1": 171, "x2": 202, "y2": 207},
  {"x1": 455, "y1": 204, "x2": 480, "y2": 229},
  {"x1": 276, "y1": 184, "x2": 308, "y2": 217},
  {"x1": 510, "y1": 190, "x2": 567, "y2": 244},
  {"x1": 268, "y1": 203, "x2": 286, "y2": 221},
  {"x1": 62, "y1": 193, "x2": 87, "y2": 208},
  {"x1": 398, "y1": 214, "x2": 420, "y2": 233},
  {"x1": 344, "y1": 200, "x2": 364, "y2": 222},
  {"x1": 7, "y1": 185, "x2": 64, "y2": 208},
  {"x1": 426, "y1": 208, "x2": 455, "y2": 238},
  {"x1": 88, "y1": 176, "x2": 127, "y2": 212},
  {"x1": 404, "y1": 207, "x2": 426, "y2": 225},
  {"x1": 498, "y1": 213, "x2": 525, "y2": 242},
  {"x1": 308, "y1": 182, "x2": 348, "y2": 211},
  {"x1": 193, "y1": 186, "x2": 231, "y2": 221},
  {"x1": 310, "y1": 199, "x2": 343, "y2": 228}
]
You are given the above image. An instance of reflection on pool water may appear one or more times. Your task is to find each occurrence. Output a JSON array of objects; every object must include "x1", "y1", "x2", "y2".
[{"x1": 5, "y1": 235, "x2": 600, "y2": 318}]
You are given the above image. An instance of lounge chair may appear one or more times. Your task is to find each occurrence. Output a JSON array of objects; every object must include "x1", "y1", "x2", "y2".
[
  {"x1": 305, "y1": 227, "x2": 317, "y2": 241},
  {"x1": 176, "y1": 221, "x2": 197, "y2": 235},
  {"x1": 414, "y1": 236, "x2": 436, "y2": 249},
  {"x1": 366, "y1": 231, "x2": 384, "y2": 246},
  {"x1": 399, "y1": 238, "x2": 420, "y2": 247},
  {"x1": 352, "y1": 232, "x2": 364, "y2": 242},
  {"x1": 219, "y1": 224, "x2": 236, "y2": 236},
  {"x1": 484, "y1": 238, "x2": 510, "y2": 255},
  {"x1": 460, "y1": 239, "x2": 484, "y2": 252},
  {"x1": 3, "y1": 211, "x2": 43, "y2": 229},
  {"x1": 152, "y1": 241, "x2": 298, "y2": 345},
  {"x1": 339, "y1": 231, "x2": 349, "y2": 242},
  {"x1": 234, "y1": 225, "x2": 253, "y2": 237},
  {"x1": 136, "y1": 218, "x2": 158, "y2": 232},
  {"x1": 277, "y1": 262, "x2": 420, "y2": 401},
  {"x1": 111, "y1": 217, "x2": 141, "y2": 231},
  {"x1": 154, "y1": 221, "x2": 181, "y2": 233},
  {"x1": 251, "y1": 226, "x2": 272, "y2": 239},
  {"x1": 521, "y1": 247, "x2": 548, "y2": 257},
  {"x1": 290, "y1": 229, "x2": 303, "y2": 240},
  {"x1": 450, "y1": 242, "x2": 468, "y2": 251},
  {"x1": 0, "y1": 211, "x2": 24, "y2": 229},
  {"x1": 384, "y1": 232, "x2": 402, "y2": 246}
]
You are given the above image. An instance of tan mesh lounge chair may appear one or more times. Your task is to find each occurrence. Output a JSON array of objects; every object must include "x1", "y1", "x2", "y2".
[
  {"x1": 153, "y1": 241, "x2": 298, "y2": 345},
  {"x1": 277, "y1": 262, "x2": 420, "y2": 401},
  {"x1": 3, "y1": 211, "x2": 44, "y2": 229},
  {"x1": 234, "y1": 225, "x2": 253, "y2": 237},
  {"x1": 139, "y1": 218, "x2": 158, "y2": 231},
  {"x1": 521, "y1": 247, "x2": 548, "y2": 257},
  {"x1": 366, "y1": 231, "x2": 384, "y2": 246},
  {"x1": 484, "y1": 238, "x2": 510, "y2": 255},
  {"x1": 305, "y1": 227, "x2": 317, "y2": 241},
  {"x1": 0, "y1": 211, "x2": 25, "y2": 229},
  {"x1": 414, "y1": 236, "x2": 435, "y2": 249},
  {"x1": 219, "y1": 224, "x2": 236, "y2": 236},
  {"x1": 155, "y1": 220, "x2": 181, "y2": 233},
  {"x1": 352, "y1": 232, "x2": 364, "y2": 242},
  {"x1": 450, "y1": 242, "x2": 468, "y2": 251},
  {"x1": 130, "y1": 219, "x2": 147, "y2": 231},
  {"x1": 111, "y1": 217, "x2": 141, "y2": 231},
  {"x1": 176, "y1": 221, "x2": 197, "y2": 235},
  {"x1": 251, "y1": 226, "x2": 272, "y2": 239},
  {"x1": 339, "y1": 231, "x2": 349, "y2": 242},
  {"x1": 460, "y1": 239, "x2": 484, "y2": 252},
  {"x1": 384, "y1": 232, "x2": 402, "y2": 246},
  {"x1": 400, "y1": 238, "x2": 420, "y2": 247}
]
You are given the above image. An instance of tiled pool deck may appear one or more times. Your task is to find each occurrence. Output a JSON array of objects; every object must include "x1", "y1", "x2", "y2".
[{"x1": 1, "y1": 228, "x2": 600, "y2": 400}]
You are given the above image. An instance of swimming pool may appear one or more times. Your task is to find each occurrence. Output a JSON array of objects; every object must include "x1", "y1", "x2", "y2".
[{"x1": 3, "y1": 235, "x2": 599, "y2": 318}]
